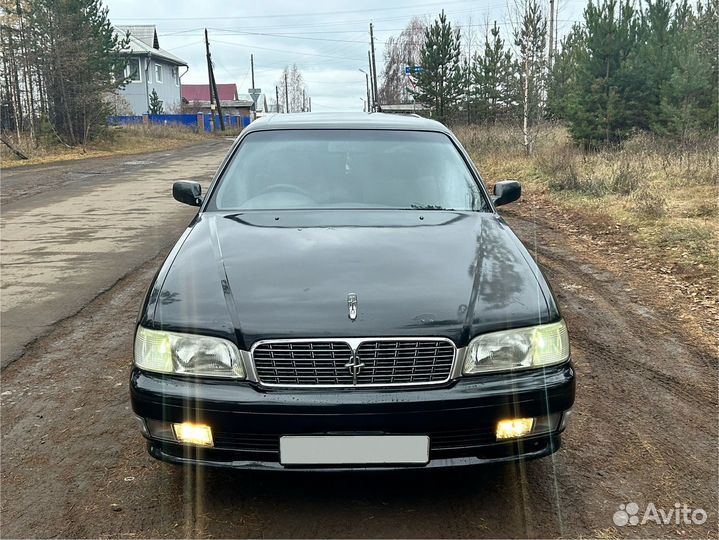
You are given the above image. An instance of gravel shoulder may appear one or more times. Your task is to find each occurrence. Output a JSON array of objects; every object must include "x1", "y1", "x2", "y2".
[{"x1": 1, "y1": 183, "x2": 715, "y2": 538}]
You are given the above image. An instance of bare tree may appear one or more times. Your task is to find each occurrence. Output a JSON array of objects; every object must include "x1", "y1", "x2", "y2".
[
  {"x1": 378, "y1": 17, "x2": 426, "y2": 104},
  {"x1": 276, "y1": 64, "x2": 306, "y2": 113}
]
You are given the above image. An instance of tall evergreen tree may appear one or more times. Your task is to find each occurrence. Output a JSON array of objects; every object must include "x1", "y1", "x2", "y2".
[
  {"x1": 625, "y1": 0, "x2": 684, "y2": 131},
  {"x1": 30, "y1": 0, "x2": 128, "y2": 145},
  {"x1": 566, "y1": 0, "x2": 640, "y2": 147},
  {"x1": 656, "y1": 0, "x2": 718, "y2": 140},
  {"x1": 472, "y1": 22, "x2": 516, "y2": 124},
  {"x1": 412, "y1": 10, "x2": 464, "y2": 123},
  {"x1": 546, "y1": 24, "x2": 587, "y2": 120}
]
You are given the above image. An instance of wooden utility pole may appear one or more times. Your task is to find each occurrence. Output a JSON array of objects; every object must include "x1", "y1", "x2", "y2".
[
  {"x1": 205, "y1": 29, "x2": 224, "y2": 131},
  {"x1": 554, "y1": 0, "x2": 559, "y2": 58},
  {"x1": 548, "y1": 0, "x2": 555, "y2": 71},
  {"x1": 367, "y1": 51, "x2": 374, "y2": 111},
  {"x1": 250, "y1": 54, "x2": 255, "y2": 89},
  {"x1": 284, "y1": 71, "x2": 290, "y2": 113},
  {"x1": 250, "y1": 53, "x2": 256, "y2": 119},
  {"x1": 275, "y1": 85, "x2": 280, "y2": 112},
  {"x1": 369, "y1": 23, "x2": 380, "y2": 111},
  {"x1": 205, "y1": 29, "x2": 216, "y2": 131},
  {"x1": 364, "y1": 72, "x2": 370, "y2": 112}
]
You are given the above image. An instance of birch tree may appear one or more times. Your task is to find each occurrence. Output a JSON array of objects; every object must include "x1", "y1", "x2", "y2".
[
  {"x1": 513, "y1": 0, "x2": 547, "y2": 155},
  {"x1": 276, "y1": 64, "x2": 306, "y2": 113}
]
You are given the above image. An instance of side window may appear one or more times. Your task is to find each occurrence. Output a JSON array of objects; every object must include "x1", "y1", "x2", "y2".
[
  {"x1": 125, "y1": 58, "x2": 141, "y2": 82},
  {"x1": 155, "y1": 64, "x2": 163, "y2": 83}
]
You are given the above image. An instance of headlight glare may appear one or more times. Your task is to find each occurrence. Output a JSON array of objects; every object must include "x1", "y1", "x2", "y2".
[
  {"x1": 134, "y1": 326, "x2": 245, "y2": 378},
  {"x1": 463, "y1": 320, "x2": 569, "y2": 375}
]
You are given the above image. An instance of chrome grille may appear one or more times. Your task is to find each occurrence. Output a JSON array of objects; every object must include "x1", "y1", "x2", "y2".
[
  {"x1": 252, "y1": 338, "x2": 456, "y2": 387},
  {"x1": 356, "y1": 340, "x2": 455, "y2": 385},
  {"x1": 253, "y1": 341, "x2": 354, "y2": 385}
]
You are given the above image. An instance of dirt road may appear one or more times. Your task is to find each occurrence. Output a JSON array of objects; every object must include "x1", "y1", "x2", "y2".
[
  {"x1": 1, "y1": 146, "x2": 716, "y2": 538},
  {"x1": 0, "y1": 140, "x2": 233, "y2": 366}
]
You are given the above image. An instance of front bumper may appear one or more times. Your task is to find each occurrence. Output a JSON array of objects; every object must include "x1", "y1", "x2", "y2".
[{"x1": 130, "y1": 362, "x2": 575, "y2": 470}]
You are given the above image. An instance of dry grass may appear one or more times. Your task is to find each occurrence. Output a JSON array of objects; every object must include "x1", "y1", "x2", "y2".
[
  {"x1": 454, "y1": 123, "x2": 719, "y2": 272},
  {"x1": 1, "y1": 123, "x2": 239, "y2": 169}
]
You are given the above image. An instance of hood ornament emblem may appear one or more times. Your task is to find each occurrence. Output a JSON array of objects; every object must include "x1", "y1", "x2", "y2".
[{"x1": 347, "y1": 293, "x2": 358, "y2": 321}]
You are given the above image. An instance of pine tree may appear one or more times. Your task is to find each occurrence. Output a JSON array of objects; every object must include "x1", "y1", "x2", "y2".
[
  {"x1": 656, "y1": 0, "x2": 718, "y2": 141},
  {"x1": 624, "y1": 0, "x2": 684, "y2": 131},
  {"x1": 472, "y1": 22, "x2": 516, "y2": 124},
  {"x1": 546, "y1": 24, "x2": 587, "y2": 120},
  {"x1": 148, "y1": 89, "x2": 164, "y2": 115},
  {"x1": 411, "y1": 10, "x2": 464, "y2": 123},
  {"x1": 29, "y1": 0, "x2": 128, "y2": 145},
  {"x1": 566, "y1": 0, "x2": 640, "y2": 147}
]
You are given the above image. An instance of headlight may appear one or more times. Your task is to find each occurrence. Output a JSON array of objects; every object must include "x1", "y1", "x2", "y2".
[
  {"x1": 463, "y1": 320, "x2": 569, "y2": 375},
  {"x1": 134, "y1": 326, "x2": 245, "y2": 378}
]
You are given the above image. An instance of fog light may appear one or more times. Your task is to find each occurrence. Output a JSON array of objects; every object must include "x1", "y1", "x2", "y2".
[
  {"x1": 172, "y1": 422, "x2": 213, "y2": 447},
  {"x1": 496, "y1": 418, "x2": 535, "y2": 440}
]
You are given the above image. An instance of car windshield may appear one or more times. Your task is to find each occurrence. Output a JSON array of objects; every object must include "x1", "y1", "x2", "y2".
[{"x1": 209, "y1": 129, "x2": 486, "y2": 211}]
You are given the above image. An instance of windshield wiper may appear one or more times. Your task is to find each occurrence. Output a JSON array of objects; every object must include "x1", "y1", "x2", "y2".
[{"x1": 409, "y1": 204, "x2": 453, "y2": 210}]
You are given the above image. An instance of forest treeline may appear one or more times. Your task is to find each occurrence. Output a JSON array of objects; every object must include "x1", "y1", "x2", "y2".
[
  {"x1": 381, "y1": 0, "x2": 717, "y2": 151},
  {"x1": 1, "y1": 0, "x2": 128, "y2": 146},
  {"x1": 1, "y1": 0, "x2": 717, "y2": 150}
]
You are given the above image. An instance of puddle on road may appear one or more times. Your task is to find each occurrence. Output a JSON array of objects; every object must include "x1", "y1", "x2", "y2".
[{"x1": 122, "y1": 160, "x2": 156, "y2": 166}]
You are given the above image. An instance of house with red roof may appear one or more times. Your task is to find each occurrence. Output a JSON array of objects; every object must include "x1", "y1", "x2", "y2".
[
  {"x1": 182, "y1": 84, "x2": 238, "y2": 102},
  {"x1": 181, "y1": 83, "x2": 255, "y2": 116}
]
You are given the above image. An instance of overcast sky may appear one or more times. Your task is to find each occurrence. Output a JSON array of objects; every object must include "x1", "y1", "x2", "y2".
[{"x1": 105, "y1": 0, "x2": 585, "y2": 112}]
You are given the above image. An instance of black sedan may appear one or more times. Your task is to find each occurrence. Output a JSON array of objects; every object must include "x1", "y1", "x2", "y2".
[{"x1": 131, "y1": 113, "x2": 575, "y2": 470}]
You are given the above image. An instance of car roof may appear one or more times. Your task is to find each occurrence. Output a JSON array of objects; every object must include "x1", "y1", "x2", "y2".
[{"x1": 245, "y1": 112, "x2": 450, "y2": 133}]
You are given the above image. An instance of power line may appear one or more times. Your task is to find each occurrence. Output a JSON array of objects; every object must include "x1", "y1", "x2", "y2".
[
  {"x1": 114, "y1": 0, "x2": 481, "y2": 21},
  {"x1": 211, "y1": 38, "x2": 365, "y2": 62},
  {"x1": 147, "y1": 6, "x2": 492, "y2": 33}
]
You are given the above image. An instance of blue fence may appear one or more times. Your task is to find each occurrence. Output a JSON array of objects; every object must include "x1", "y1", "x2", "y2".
[
  {"x1": 202, "y1": 114, "x2": 250, "y2": 132},
  {"x1": 148, "y1": 114, "x2": 198, "y2": 127},
  {"x1": 108, "y1": 113, "x2": 251, "y2": 132}
]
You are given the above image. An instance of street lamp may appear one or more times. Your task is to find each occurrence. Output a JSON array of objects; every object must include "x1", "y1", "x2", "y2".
[{"x1": 359, "y1": 69, "x2": 371, "y2": 111}]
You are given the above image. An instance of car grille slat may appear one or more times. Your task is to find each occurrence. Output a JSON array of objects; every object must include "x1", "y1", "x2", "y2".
[{"x1": 252, "y1": 339, "x2": 455, "y2": 387}]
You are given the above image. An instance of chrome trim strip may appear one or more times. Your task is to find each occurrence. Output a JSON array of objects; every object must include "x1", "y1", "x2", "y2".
[
  {"x1": 451, "y1": 346, "x2": 467, "y2": 380},
  {"x1": 249, "y1": 336, "x2": 458, "y2": 389}
]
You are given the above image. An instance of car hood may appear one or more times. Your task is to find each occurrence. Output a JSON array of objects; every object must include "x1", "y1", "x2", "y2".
[{"x1": 147, "y1": 210, "x2": 557, "y2": 349}]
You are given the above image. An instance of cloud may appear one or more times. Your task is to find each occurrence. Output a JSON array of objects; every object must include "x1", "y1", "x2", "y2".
[{"x1": 105, "y1": 0, "x2": 584, "y2": 111}]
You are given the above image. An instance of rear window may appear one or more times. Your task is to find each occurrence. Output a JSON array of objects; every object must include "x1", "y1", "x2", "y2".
[{"x1": 208, "y1": 130, "x2": 487, "y2": 211}]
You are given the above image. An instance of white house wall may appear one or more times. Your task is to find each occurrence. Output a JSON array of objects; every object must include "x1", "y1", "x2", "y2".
[{"x1": 119, "y1": 56, "x2": 183, "y2": 114}]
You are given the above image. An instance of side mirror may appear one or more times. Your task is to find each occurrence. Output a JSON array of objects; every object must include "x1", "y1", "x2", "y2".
[
  {"x1": 492, "y1": 180, "x2": 521, "y2": 207},
  {"x1": 173, "y1": 181, "x2": 202, "y2": 207}
]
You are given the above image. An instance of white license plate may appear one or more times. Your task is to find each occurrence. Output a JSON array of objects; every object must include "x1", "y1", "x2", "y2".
[{"x1": 279, "y1": 435, "x2": 429, "y2": 465}]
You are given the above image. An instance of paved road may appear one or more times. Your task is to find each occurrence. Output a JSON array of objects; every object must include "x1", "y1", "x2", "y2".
[
  {"x1": 0, "y1": 147, "x2": 716, "y2": 538},
  {"x1": 0, "y1": 140, "x2": 233, "y2": 366}
]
